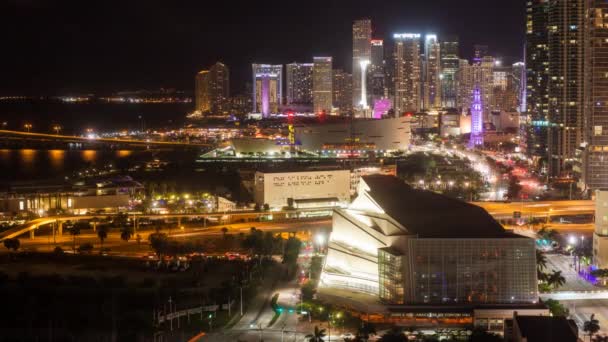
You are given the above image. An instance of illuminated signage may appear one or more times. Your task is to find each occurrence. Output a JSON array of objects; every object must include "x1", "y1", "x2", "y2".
[{"x1": 393, "y1": 33, "x2": 421, "y2": 39}]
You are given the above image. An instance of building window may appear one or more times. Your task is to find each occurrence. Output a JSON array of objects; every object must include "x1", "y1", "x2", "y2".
[{"x1": 595, "y1": 126, "x2": 603, "y2": 136}]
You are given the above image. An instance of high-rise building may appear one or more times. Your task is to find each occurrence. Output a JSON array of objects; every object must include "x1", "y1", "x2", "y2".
[
  {"x1": 469, "y1": 88, "x2": 484, "y2": 147},
  {"x1": 370, "y1": 39, "x2": 386, "y2": 103},
  {"x1": 440, "y1": 37, "x2": 460, "y2": 108},
  {"x1": 423, "y1": 34, "x2": 441, "y2": 110},
  {"x1": 525, "y1": 0, "x2": 550, "y2": 169},
  {"x1": 394, "y1": 33, "x2": 422, "y2": 115},
  {"x1": 313, "y1": 57, "x2": 333, "y2": 115},
  {"x1": 584, "y1": 1, "x2": 608, "y2": 191},
  {"x1": 593, "y1": 191, "x2": 608, "y2": 268},
  {"x1": 194, "y1": 62, "x2": 230, "y2": 115},
  {"x1": 333, "y1": 69, "x2": 353, "y2": 116},
  {"x1": 286, "y1": 63, "x2": 313, "y2": 106},
  {"x1": 512, "y1": 62, "x2": 526, "y2": 113},
  {"x1": 252, "y1": 64, "x2": 283, "y2": 117},
  {"x1": 547, "y1": 0, "x2": 585, "y2": 178},
  {"x1": 352, "y1": 19, "x2": 372, "y2": 111},
  {"x1": 473, "y1": 44, "x2": 489, "y2": 64},
  {"x1": 456, "y1": 59, "x2": 475, "y2": 113},
  {"x1": 195, "y1": 70, "x2": 210, "y2": 113}
]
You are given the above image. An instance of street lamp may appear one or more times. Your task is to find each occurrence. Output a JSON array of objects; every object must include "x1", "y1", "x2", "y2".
[
  {"x1": 24, "y1": 123, "x2": 32, "y2": 132},
  {"x1": 53, "y1": 124, "x2": 61, "y2": 135}
]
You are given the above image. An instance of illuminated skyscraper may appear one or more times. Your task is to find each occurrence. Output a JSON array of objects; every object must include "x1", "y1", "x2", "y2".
[
  {"x1": 352, "y1": 19, "x2": 372, "y2": 111},
  {"x1": 195, "y1": 70, "x2": 210, "y2": 113},
  {"x1": 584, "y1": 1, "x2": 608, "y2": 191},
  {"x1": 469, "y1": 88, "x2": 484, "y2": 147},
  {"x1": 252, "y1": 64, "x2": 283, "y2": 117},
  {"x1": 286, "y1": 63, "x2": 313, "y2": 106},
  {"x1": 423, "y1": 34, "x2": 441, "y2": 110},
  {"x1": 525, "y1": 0, "x2": 550, "y2": 167},
  {"x1": 440, "y1": 36, "x2": 460, "y2": 108},
  {"x1": 370, "y1": 39, "x2": 386, "y2": 103},
  {"x1": 473, "y1": 44, "x2": 489, "y2": 64},
  {"x1": 547, "y1": 0, "x2": 584, "y2": 178},
  {"x1": 333, "y1": 69, "x2": 353, "y2": 116},
  {"x1": 394, "y1": 33, "x2": 422, "y2": 115},
  {"x1": 313, "y1": 57, "x2": 333, "y2": 115},
  {"x1": 194, "y1": 62, "x2": 230, "y2": 115}
]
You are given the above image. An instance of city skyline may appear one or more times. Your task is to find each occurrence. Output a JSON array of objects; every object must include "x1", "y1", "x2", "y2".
[{"x1": 0, "y1": 0, "x2": 525, "y2": 95}]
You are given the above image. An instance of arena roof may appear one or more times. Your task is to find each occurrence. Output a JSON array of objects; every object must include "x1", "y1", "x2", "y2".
[{"x1": 361, "y1": 175, "x2": 512, "y2": 238}]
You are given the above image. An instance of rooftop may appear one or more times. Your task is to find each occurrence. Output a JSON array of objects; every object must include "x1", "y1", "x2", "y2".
[
  {"x1": 515, "y1": 315, "x2": 579, "y2": 342},
  {"x1": 361, "y1": 175, "x2": 511, "y2": 238}
]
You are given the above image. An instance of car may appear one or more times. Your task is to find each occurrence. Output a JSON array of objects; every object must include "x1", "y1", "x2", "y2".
[{"x1": 341, "y1": 333, "x2": 354, "y2": 339}]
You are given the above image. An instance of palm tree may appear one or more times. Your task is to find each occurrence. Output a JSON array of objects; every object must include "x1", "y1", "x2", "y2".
[
  {"x1": 547, "y1": 270, "x2": 566, "y2": 290},
  {"x1": 97, "y1": 225, "x2": 108, "y2": 253},
  {"x1": 584, "y1": 314, "x2": 601, "y2": 340},
  {"x1": 536, "y1": 249, "x2": 547, "y2": 271},
  {"x1": 68, "y1": 224, "x2": 81, "y2": 253},
  {"x1": 305, "y1": 326, "x2": 327, "y2": 342},
  {"x1": 120, "y1": 226, "x2": 133, "y2": 242}
]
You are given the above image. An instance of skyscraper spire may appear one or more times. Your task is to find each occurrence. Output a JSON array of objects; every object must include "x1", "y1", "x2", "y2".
[{"x1": 469, "y1": 87, "x2": 484, "y2": 148}]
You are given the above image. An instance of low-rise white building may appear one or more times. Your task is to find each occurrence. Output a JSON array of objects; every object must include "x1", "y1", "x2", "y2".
[{"x1": 253, "y1": 170, "x2": 351, "y2": 210}]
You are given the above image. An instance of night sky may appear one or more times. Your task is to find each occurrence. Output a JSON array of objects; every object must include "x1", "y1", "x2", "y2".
[{"x1": 0, "y1": 0, "x2": 524, "y2": 95}]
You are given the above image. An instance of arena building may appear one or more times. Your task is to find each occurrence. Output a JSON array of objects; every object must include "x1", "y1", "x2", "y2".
[{"x1": 320, "y1": 175, "x2": 538, "y2": 306}]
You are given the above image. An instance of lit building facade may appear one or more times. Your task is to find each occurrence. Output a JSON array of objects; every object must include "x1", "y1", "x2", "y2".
[
  {"x1": 313, "y1": 57, "x2": 333, "y2": 115},
  {"x1": 440, "y1": 37, "x2": 460, "y2": 109},
  {"x1": 593, "y1": 190, "x2": 608, "y2": 268},
  {"x1": 394, "y1": 33, "x2": 422, "y2": 115},
  {"x1": 320, "y1": 175, "x2": 538, "y2": 305},
  {"x1": 469, "y1": 88, "x2": 484, "y2": 147},
  {"x1": 333, "y1": 69, "x2": 353, "y2": 116},
  {"x1": 473, "y1": 44, "x2": 489, "y2": 64},
  {"x1": 547, "y1": 0, "x2": 585, "y2": 179},
  {"x1": 584, "y1": 1, "x2": 608, "y2": 191},
  {"x1": 370, "y1": 39, "x2": 386, "y2": 104},
  {"x1": 423, "y1": 34, "x2": 442, "y2": 110},
  {"x1": 525, "y1": 0, "x2": 550, "y2": 169},
  {"x1": 194, "y1": 62, "x2": 230, "y2": 115},
  {"x1": 195, "y1": 70, "x2": 210, "y2": 113},
  {"x1": 252, "y1": 64, "x2": 283, "y2": 117},
  {"x1": 353, "y1": 19, "x2": 372, "y2": 111},
  {"x1": 286, "y1": 63, "x2": 313, "y2": 106}
]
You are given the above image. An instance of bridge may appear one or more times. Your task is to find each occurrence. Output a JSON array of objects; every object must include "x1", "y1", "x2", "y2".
[
  {"x1": 0, "y1": 129, "x2": 211, "y2": 149},
  {"x1": 0, "y1": 207, "x2": 336, "y2": 241}
]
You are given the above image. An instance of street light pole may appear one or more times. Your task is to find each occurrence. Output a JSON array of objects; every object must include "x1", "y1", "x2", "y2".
[{"x1": 240, "y1": 286, "x2": 243, "y2": 316}]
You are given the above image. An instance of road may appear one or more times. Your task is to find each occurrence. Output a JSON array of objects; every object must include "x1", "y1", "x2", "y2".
[{"x1": 473, "y1": 200, "x2": 594, "y2": 219}]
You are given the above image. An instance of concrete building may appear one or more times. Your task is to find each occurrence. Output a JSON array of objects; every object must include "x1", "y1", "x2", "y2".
[
  {"x1": 423, "y1": 34, "x2": 442, "y2": 110},
  {"x1": 353, "y1": 19, "x2": 372, "y2": 111},
  {"x1": 321, "y1": 175, "x2": 538, "y2": 305},
  {"x1": 593, "y1": 190, "x2": 608, "y2": 268},
  {"x1": 286, "y1": 63, "x2": 313, "y2": 106},
  {"x1": 313, "y1": 57, "x2": 333, "y2": 115},
  {"x1": 252, "y1": 64, "x2": 283, "y2": 117},
  {"x1": 253, "y1": 170, "x2": 351, "y2": 210},
  {"x1": 394, "y1": 33, "x2": 422, "y2": 115},
  {"x1": 295, "y1": 116, "x2": 411, "y2": 153},
  {"x1": 584, "y1": 1, "x2": 608, "y2": 192},
  {"x1": 194, "y1": 62, "x2": 230, "y2": 116},
  {"x1": 333, "y1": 69, "x2": 353, "y2": 116}
]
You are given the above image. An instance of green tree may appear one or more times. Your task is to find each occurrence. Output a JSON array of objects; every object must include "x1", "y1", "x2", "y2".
[
  {"x1": 536, "y1": 249, "x2": 547, "y2": 271},
  {"x1": 305, "y1": 326, "x2": 327, "y2": 342},
  {"x1": 97, "y1": 225, "x2": 108, "y2": 252},
  {"x1": 470, "y1": 327, "x2": 503, "y2": 342},
  {"x1": 148, "y1": 232, "x2": 169, "y2": 260},
  {"x1": 68, "y1": 224, "x2": 81, "y2": 253},
  {"x1": 584, "y1": 314, "x2": 601, "y2": 340},
  {"x1": 378, "y1": 327, "x2": 407, "y2": 342},
  {"x1": 3, "y1": 238, "x2": 20, "y2": 252},
  {"x1": 547, "y1": 270, "x2": 566, "y2": 290},
  {"x1": 357, "y1": 322, "x2": 377, "y2": 341},
  {"x1": 543, "y1": 299, "x2": 570, "y2": 317},
  {"x1": 120, "y1": 226, "x2": 133, "y2": 242}
]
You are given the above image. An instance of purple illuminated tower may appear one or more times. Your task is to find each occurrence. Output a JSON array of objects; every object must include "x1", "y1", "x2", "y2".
[{"x1": 469, "y1": 87, "x2": 484, "y2": 148}]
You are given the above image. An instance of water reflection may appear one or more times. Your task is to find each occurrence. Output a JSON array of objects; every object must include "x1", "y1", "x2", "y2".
[
  {"x1": 81, "y1": 150, "x2": 97, "y2": 164},
  {"x1": 48, "y1": 150, "x2": 66, "y2": 172},
  {"x1": 19, "y1": 149, "x2": 37, "y2": 173},
  {"x1": 116, "y1": 150, "x2": 132, "y2": 158}
]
